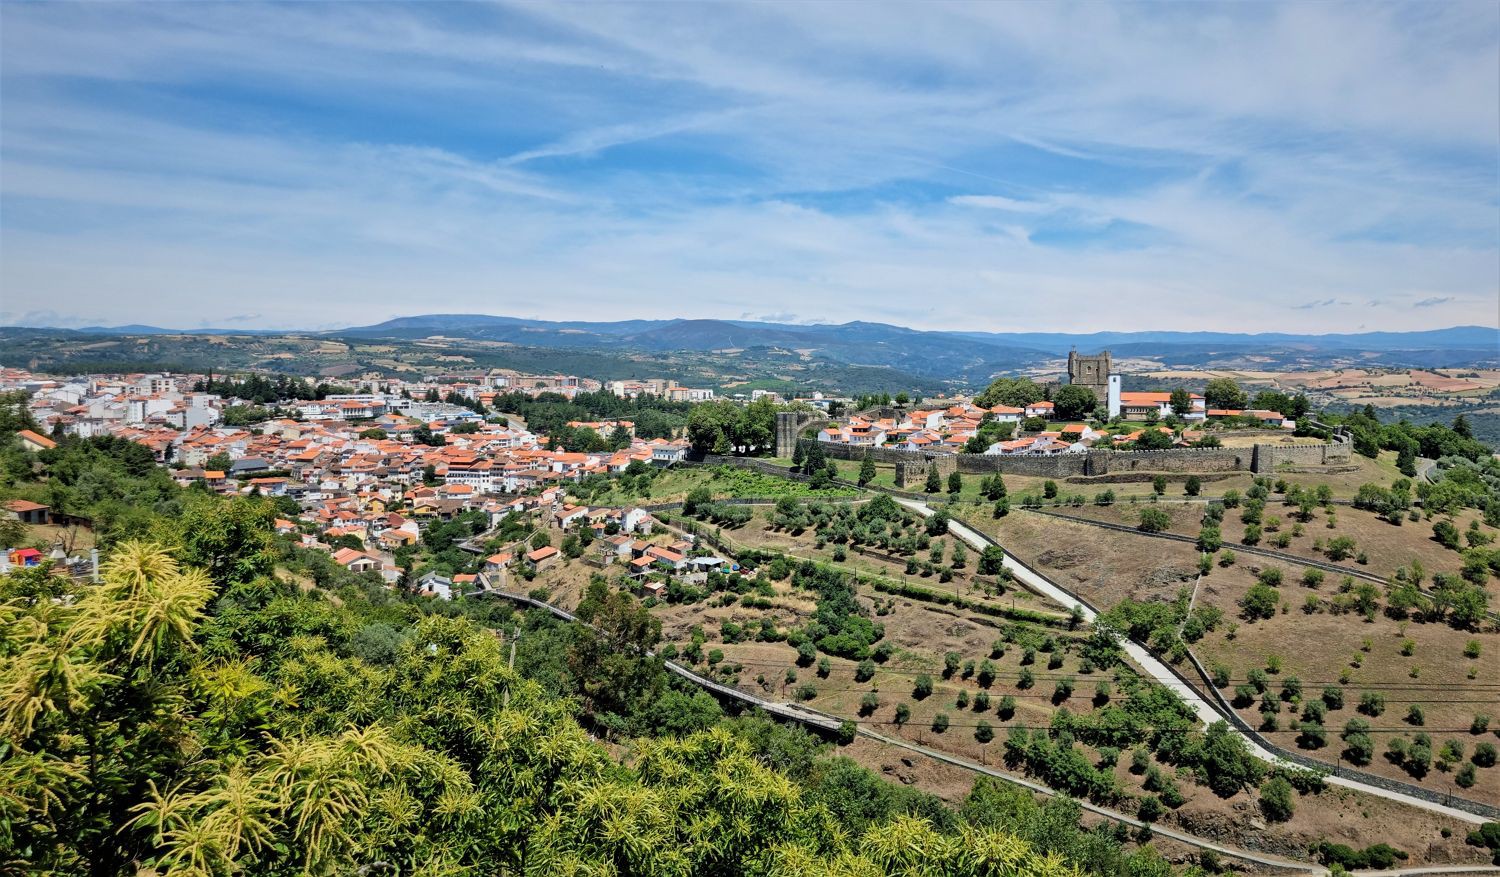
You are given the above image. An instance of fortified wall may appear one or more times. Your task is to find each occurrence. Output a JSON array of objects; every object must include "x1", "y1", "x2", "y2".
[{"x1": 798, "y1": 428, "x2": 1350, "y2": 478}]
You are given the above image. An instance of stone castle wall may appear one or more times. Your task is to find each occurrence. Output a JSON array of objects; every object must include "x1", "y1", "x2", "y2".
[{"x1": 802, "y1": 435, "x2": 1339, "y2": 478}]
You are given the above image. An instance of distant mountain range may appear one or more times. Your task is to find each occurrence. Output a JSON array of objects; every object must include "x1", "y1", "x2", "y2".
[{"x1": 8, "y1": 316, "x2": 1497, "y2": 380}]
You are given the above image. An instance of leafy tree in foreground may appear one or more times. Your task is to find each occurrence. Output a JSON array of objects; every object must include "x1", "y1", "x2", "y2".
[{"x1": 1, "y1": 534, "x2": 1098, "y2": 877}]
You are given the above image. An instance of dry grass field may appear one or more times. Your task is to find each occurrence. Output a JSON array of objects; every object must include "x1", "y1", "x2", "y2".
[
  {"x1": 1036, "y1": 496, "x2": 1499, "y2": 601},
  {"x1": 1189, "y1": 561, "x2": 1500, "y2": 806},
  {"x1": 974, "y1": 504, "x2": 1500, "y2": 804}
]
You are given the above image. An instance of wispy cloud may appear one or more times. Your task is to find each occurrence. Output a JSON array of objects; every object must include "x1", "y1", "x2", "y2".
[
  {"x1": 0, "y1": 1, "x2": 1495, "y2": 332},
  {"x1": 948, "y1": 195, "x2": 1053, "y2": 213}
]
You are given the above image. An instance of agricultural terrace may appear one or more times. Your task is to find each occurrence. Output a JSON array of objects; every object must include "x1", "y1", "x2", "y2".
[
  {"x1": 972, "y1": 488, "x2": 1500, "y2": 804},
  {"x1": 506, "y1": 491, "x2": 1492, "y2": 865}
]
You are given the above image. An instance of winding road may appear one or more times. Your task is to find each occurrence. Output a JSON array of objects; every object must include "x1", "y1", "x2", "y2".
[{"x1": 894, "y1": 498, "x2": 1492, "y2": 826}]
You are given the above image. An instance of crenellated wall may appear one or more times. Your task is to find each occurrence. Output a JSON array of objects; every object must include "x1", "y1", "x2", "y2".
[{"x1": 800, "y1": 430, "x2": 1348, "y2": 478}]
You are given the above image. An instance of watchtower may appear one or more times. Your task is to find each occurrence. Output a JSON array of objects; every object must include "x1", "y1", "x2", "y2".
[{"x1": 1067, "y1": 350, "x2": 1111, "y2": 402}]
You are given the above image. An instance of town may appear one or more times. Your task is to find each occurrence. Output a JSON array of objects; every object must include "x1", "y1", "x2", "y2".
[{"x1": 0, "y1": 347, "x2": 1358, "y2": 608}]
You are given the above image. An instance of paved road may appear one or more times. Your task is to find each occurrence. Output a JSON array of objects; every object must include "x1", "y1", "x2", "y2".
[{"x1": 894, "y1": 498, "x2": 1491, "y2": 827}]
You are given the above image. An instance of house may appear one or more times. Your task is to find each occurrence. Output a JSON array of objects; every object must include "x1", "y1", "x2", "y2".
[
  {"x1": 1117, "y1": 392, "x2": 1207, "y2": 421},
  {"x1": 554, "y1": 505, "x2": 590, "y2": 530},
  {"x1": 3, "y1": 499, "x2": 51, "y2": 525},
  {"x1": 526, "y1": 544, "x2": 560, "y2": 571},
  {"x1": 1023, "y1": 401, "x2": 1054, "y2": 419},
  {"x1": 642, "y1": 580, "x2": 667, "y2": 599},
  {"x1": 331, "y1": 547, "x2": 380, "y2": 573},
  {"x1": 597, "y1": 534, "x2": 635, "y2": 564},
  {"x1": 484, "y1": 552, "x2": 513, "y2": 573},
  {"x1": 229, "y1": 457, "x2": 271, "y2": 477},
  {"x1": 16, "y1": 429, "x2": 57, "y2": 453},
  {"x1": 416, "y1": 572, "x2": 454, "y2": 601},
  {"x1": 651, "y1": 444, "x2": 686, "y2": 466},
  {"x1": 1244, "y1": 409, "x2": 1293, "y2": 429},
  {"x1": 246, "y1": 476, "x2": 289, "y2": 496},
  {"x1": 987, "y1": 405, "x2": 1025, "y2": 423},
  {"x1": 645, "y1": 545, "x2": 687, "y2": 571}
]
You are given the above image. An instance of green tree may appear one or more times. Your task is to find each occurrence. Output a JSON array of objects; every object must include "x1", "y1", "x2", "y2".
[
  {"x1": 975, "y1": 377, "x2": 1045, "y2": 409},
  {"x1": 1053, "y1": 385, "x2": 1097, "y2": 421},
  {"x1": 1205, "y1": 378, "x2": 1249, "y2": 411},
  {"x1": 859, "y1": 452, "x2": 877, "y2": 487}
]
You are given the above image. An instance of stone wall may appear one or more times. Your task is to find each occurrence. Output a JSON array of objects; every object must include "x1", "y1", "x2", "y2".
[
  {"x1": 1090, "y1": 447, "x2": 1250, "y2": 473},
  {"x1": 1252, "y1": 430, "x2": 1352, "y2": 471},
  {"x1": 800, "y1": 433, "x2": 1347, "y2": 478},
  {"x1": 774, "y1": 411, "x2": 831, "y2": 458}
]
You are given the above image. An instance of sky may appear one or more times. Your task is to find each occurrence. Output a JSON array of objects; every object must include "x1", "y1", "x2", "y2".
[{"x1": 1, "y1": 1, "x2": 1497, "y2": 334}]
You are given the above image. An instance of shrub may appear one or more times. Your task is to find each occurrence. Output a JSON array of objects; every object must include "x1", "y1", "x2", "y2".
[
  {"x1": 855, "y1": 659, "x2": 876, "y2": 682},
  {"x1": 1359, "y1": 692, "x2": 1385, "y2": 717},
  {"x1": 1473, "y1": 742, "x2": 1497, "y2": 767},
  {"x1": 1297, "y1": 722, "x2": 1327, "y2": 750},
  {"x1": 931, "y1": 712, "x2": 950, "y2": 733},
  {"x1": 894, "y1": 703, "x2": 911, "y2": 725},
  {"x1": 1259, "y1": 776, "x2": 1295, "y2": 822},
  {"x1": 1406, "y1": 705, "x2": 1425, "y2": 726},
  {"x1": 1138, "y1": 507, "x2": 1171, "y2": 533},
  {"x1": 859, "y1": 692, "x2": 880, "y2": 716},
  {"x1": 1239, "y1": 584, "x2": 1279, "y2": 620},
  {"x1": 1456, "y1": 763, "x2": 1477, "y2": 789},
  {"x1": 1322, "y1": 686, "x2": 1344, "y2": 710},
  {"x1": 913, "y1": 675, "x2": 933, "y2": 699},
  {"x1": 975, "y1": 720, "x2": 994, "y2": 744},
  {"x1": 998, "y1": 695, "x2": 1016, "y2": 718},
  {"x1": 1137, "y1": 795, "x2": 1163, "y2": 822},
  {"x1": 1344, "y1": 733, "x2": 1375, "y2": 765}
]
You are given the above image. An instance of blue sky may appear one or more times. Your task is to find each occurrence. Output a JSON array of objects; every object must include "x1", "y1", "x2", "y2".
[{"x1": 1, "y1": 1, "x2": 1496, "y2": 333}]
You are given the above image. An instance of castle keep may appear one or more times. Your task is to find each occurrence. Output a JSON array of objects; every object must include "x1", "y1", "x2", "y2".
[{"x1": 1067, "y1": 350, "x2": 1111, "y2": 401}]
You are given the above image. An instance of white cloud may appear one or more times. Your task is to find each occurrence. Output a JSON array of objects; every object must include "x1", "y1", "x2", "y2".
[{"x1": 0, "y1": 1, "x2": 1496, "y2": 333}]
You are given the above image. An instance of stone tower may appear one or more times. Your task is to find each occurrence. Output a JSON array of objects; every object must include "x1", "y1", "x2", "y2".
[{"x1": 1067, "y1": 350, "x2": 1111, "y2": 402}]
